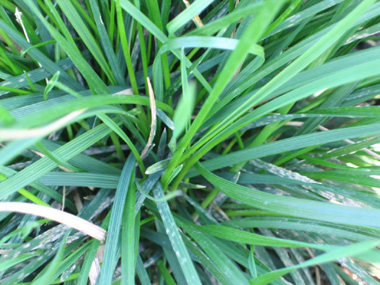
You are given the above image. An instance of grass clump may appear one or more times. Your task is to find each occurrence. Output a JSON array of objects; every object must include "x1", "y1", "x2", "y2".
[{"x1": 1, "y1": 0, "x2": 380, "y2": 284}]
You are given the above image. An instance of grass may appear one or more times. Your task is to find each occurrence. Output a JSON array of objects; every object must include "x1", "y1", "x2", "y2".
[{"x1": 1, "y1": 0, "x2": 380, "y2": 284}]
